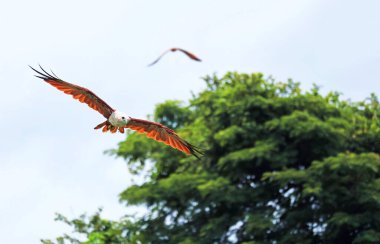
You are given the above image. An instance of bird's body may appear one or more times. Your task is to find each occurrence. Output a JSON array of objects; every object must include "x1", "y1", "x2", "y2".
[
  {"x1": 108, "y1": 111, "x2": 129, "y2": 127},
  {"x1": 31, "y1": 66, "x2": 203, "y2": 158}
]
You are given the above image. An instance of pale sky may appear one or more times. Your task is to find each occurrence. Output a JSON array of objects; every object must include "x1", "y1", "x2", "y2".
[{"x1": 1, "y1": 0, "x2": 380, "y2": 243}]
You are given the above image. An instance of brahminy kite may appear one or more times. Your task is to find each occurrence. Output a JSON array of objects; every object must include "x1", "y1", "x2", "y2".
[
  {"x1": 148, "y1": 48, "x2": 202, "y2": 66},
  {"x1": 30, "y1": 66, "x2": 203, "y2": 158}
]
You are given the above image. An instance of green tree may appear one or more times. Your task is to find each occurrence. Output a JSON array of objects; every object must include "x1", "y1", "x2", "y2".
[{"x1": 43, "y1": 72, "x2": 380, "y2": 243}]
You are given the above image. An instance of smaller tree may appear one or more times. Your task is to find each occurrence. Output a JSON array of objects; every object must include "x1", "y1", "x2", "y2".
[{"x1": 41, "y1": 209, "x2": 143, "y2": 244}]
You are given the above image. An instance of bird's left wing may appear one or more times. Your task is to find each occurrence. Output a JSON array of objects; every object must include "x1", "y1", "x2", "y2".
[
  {"x1": 31, "y1": 66, "x2": 115, "y2": 119},
  {"x1": 176, "y1": 48, "x2": 202, "y2": 62},
  {"x1": 125, "y1": 117, "x2": 204, "y2": 158}
]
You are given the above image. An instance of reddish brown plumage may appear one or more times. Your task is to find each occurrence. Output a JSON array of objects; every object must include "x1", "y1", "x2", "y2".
[
  {"x1": 110, "y1": 127, "x2": 118, "y2": 133},
  {"x1": 174, "y1": 48, "x2": 202, "y2": 61},
  {"x1": 94, "y1": 121, "x2": 107, "y2": 130},
  {"x1": 30, "y1": 65, "x2": 114, "y2": 119},
  {"x1": 148, "y1": 47, "x2": 202, "y2": 66},
  {"x1": 124, "y1": 117, "x2": 202, "y2": 157}
]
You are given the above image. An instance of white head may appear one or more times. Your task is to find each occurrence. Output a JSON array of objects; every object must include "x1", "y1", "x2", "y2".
[{"x1": 109, "y1": 110, "x2": 129, "y2": 127}]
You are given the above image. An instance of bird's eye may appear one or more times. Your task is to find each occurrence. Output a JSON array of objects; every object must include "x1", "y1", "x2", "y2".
[{"x1": 122, "y1": 116, "x2": 125, "y2": 120}]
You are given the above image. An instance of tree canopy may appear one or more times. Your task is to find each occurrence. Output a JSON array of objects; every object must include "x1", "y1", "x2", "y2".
[{"x1": 43, "y1": 72, "x2": 380, "y2": 243}]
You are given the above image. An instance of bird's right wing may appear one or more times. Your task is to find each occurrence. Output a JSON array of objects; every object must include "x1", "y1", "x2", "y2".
[
  {"x1": 147, "y1": 49, "x2": 171, "y2": 67},
  {"x1": 31, "y1": 66, "x2": 115, "y2": 119}
]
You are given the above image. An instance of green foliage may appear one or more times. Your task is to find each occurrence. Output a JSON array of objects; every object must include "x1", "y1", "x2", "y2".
[
  {"x1": 44, "y1": 72, "x2": 380, "y2": 243},
  {"x1": 41, "y1": 209, "x2": 142, "y2": 244}
]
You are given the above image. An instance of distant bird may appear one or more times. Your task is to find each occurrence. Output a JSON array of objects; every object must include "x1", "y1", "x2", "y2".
[
  {"x1": 148, "y1": 48, "x2": 202, "y2": 66},
  {"x1": 30, "y1": 66, "x2": 203, "y2": 158}
]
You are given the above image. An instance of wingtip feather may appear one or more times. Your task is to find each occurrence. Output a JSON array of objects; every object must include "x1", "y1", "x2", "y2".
[{"x1": 30, "y1": 65, "x2": 60, "y2": 81}]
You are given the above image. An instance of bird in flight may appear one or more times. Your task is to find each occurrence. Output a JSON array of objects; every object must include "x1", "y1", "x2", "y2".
[
  {"x1": 148, "y1": 48, "x2": 202, "y2": 67},
  {"x1": 30, "y1": 66, "x2": 203, "y2": 158}
]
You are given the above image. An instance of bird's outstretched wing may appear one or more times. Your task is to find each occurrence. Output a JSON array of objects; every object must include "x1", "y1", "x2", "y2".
[
  {"x1": 147, "y1": 49, "x2": 171, "y2": 67},
  {"x1": 175, "y1": 48, "x2": 202, "y2": 62},
  {"x1": 125, "y1": 117, "x2": 204, "y2": 158},
  {"x1": 30, "y1": 65, "x2": 115, "y2": 119},
  {"x1": 147, "y1": 48, "x2": 202, "y2": 66}
]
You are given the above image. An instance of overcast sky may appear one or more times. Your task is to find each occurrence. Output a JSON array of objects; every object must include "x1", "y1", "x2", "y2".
[{"x1": 1, "y1": 0, "x2": 380, "y2": 243}]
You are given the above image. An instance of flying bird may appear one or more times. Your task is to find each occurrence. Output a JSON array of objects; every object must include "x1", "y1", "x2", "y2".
[
  {"x1": 30, "y1": 66, "x2": 203, "y2": 158},
  {"x1": 148, "y1": 48, "x2": 202, "y2": 66}
]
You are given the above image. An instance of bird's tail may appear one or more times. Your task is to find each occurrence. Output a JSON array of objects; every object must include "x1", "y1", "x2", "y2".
[{"x1": 94, "y1": 121, "x2": 125, "y2": 133}]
